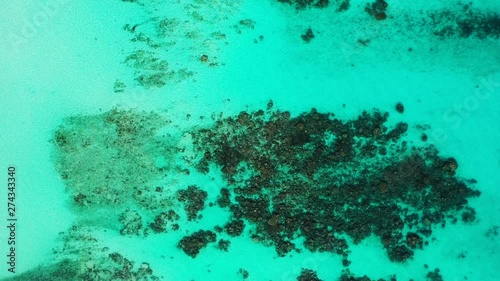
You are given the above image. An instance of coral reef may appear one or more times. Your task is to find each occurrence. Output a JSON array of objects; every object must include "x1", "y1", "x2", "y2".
[
  {"x1": 191, "y1": 104, "x2": 480, "y2": 261},
  {"x1": 178, "y1": 230, "x2": 217, "y2": 258}
]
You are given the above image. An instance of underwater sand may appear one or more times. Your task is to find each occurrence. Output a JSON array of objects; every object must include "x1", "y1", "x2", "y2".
[{"x1": 0, "y1": 0, "x2": 499, "y2": 280}]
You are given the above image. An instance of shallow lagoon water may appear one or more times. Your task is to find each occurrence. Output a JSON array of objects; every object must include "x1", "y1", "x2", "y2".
[{"x1": 0, "y1": 0, "x2": 499, "y2": 280}]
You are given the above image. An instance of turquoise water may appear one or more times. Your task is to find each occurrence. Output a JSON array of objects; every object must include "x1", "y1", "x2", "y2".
[{"x1": 0, "y1": 0, "x2": 499, "y2": 280}]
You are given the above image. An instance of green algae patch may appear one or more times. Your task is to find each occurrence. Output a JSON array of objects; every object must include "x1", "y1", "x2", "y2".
[
  {"x1": 0, "y1": 225, "x2": 160, "y2": 281},
  {"x1": 0, "y1": 259, "x2": 79, "y2": 281},
  {"x1": 52, "y1": 108, "x2": 175, "y2": 209},
  {"x1": 0, "y1": 258, "x2": 157, "y2": 281}
]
